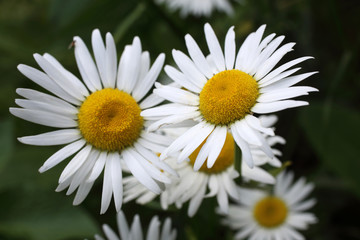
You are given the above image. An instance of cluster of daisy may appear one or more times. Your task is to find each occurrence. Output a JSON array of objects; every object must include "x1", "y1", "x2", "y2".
[{"x1": 11, "y1": 22, "x2": 317, "y2": 240}]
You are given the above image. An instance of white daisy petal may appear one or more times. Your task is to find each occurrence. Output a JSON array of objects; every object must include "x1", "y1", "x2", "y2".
[
  {"x1": 245, "y1": 115, "x2": 274, "y2": 136},
  {"x1": 248, "y1": 36, "x2": 285, "y2": 75},
  {"x1": 252, "y1": 100, "x2": 308, "y2": 114},
  {"x1": 204, "y1": 23, "x2": 225, "y2": 71},
  {"x1": 17, "y1": 64, "x2": 80, "y2": 105},
  {"x1": 235, "y1": 120, "x2": 262, "y2": 146},
  {"x1": 100, "y1": 156, "x2": 113, "y2": 214},
  {"x1": 217, "y1": 176, "x2": 229, "y2": 213},
  {"x1": 177, "y1": 123, "x2": 214, "y2": 163},
  {"x1": 74, "y1": 36, "x2": 102, "y2": 91},
  {"x1": 258, "y1": 86, "x2": 318, "y2": 103},
  {"x1": 146, "y1": 111, "x2": 200, "y2": 132},
  {"x1": 128, "y1": 148, "x2": 171, "y2": 184},
  {"x1": 117, "y1": 211, "x2": 130, "y2": 240},
  {"x1": 58, "y1": 145, "x2": 92, "y2": 183},
  {"x1": 104, "y1": 33, "x2": 117, "y2": 88},
  {"x1": 39, "y1": 139, "x2": 86, "y2": 173},
  {"x1": 116, "y1": 45, "x2": 133, "y2": 90},
  {"x1": 160, "y1": 122, "x2": 207, "y2": 160},
  {"x1": 231, "y1": 124, "x2": 254, "y2": 168},
  {"x1": 66, "y1": 149, "x2": 99, "y2": 195},
  {"x1": 153, "y1": 83, "x2": 199, "y2": 106},
  {"x1": 73, "y1": 180, "x2": 95, "y2": 205},
  {"x1": 185, "y1": 34, "x2": 213, "y2": 79},
  {"x1": 103, "y1": 224, "x2": 120, "y2": 240},
  {"x1": 122, "y1": 149, "x2": 161, "y2": 194},
  {"x1": 224, "y1": 26, "x2": 236, "y2": 70},
  {"x1": 235, "y1": 32, "x2": 255, "y2": 71},
  {"x1": 206, "y1": 126, "x2": 227, "y2": 168},
  {"x1": 92, "y1": 29, "x2": 107, "y2": 84},
  {"x1": 188, "y1": 182, "x2": 207, "y2": 217},
  {"x1": 132, "y1": 53, "x2": 165, "y2": 101},
  {"x1": 18, "y1": 129, "x2": 81, "y2": 146},
  {"x1": 254, "y1": 42, "x2": 296, "y2": 80},
  {"x1": 141, "y1": 103, "x2": 198, "y2": 118},
  {"x1": 164, "y1": 65, "x2": 201, "y2": 93},
  {"x1": 137, "y1": 51, "x2": 150, "y2": 85},
  {"x1": 42, "y1": 53, "x2": 90, "y2": 97},
  {"x1": 261, "y1": 71, "x2": 318, "y2": 92},
  {"x1": 16, "y1": 88, "x2": 78, "y2": 115},
  {"x1": 133, "y1": 143, "x2": 178, "y2": 176},
  {"x1": 241, "y1": 162, "x2": 275, "y2": 184},
  {"x1": 87, "y1": 151, "x2": 107, "y2": 183},
  {"x1": 15, "y1": 99, "x2": 76, "y2": 119},
  {"x1": 110, "y1": 152, "x2": 123, "y2": 212},
  {"x1": 259, "y1": 67, "x2": 301, "y2": 89},
  {"x1": 172, "y1": 49, "x2": 207, "y2": 88},
  {"x1": 10, "y1": 108, "x2": 77, "y2": 128},
  {"x1": 259, "y1": 56, "x2": 313, "y2": 84},
  {"x1": 139, "y1": 92, "x2": 165, "y2": 109},
  {"x1": 147, "y1": 216, "x2": 160, "y2": 240},
  {"x1": 121, "y1": 37, "x2": 142, "y2": 94}
]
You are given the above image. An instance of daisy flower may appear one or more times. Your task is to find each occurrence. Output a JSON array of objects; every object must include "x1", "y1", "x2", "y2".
[
  {"x1": 123, "y1": 116, "x2": 285, "y2": 217},
  {"x1": 156, "y1": 0, "x2": 233, "y2": 17},
  {"x1": 10, "y1": 29, "x2": 176, "y2": 214},
  {"x1": 142, "y1": 23, "x2": 317, "y2": 170},
  {"x1": 220, "y1": 171, "x2": 317, "y2": 240},
  {"x1": 94, "y1": 211, "x2": 177, "y2": 240}
]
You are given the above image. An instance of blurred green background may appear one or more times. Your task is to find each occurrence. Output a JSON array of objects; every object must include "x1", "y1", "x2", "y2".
[{"x1": 0, "y1": 0, "x2": 359, "y2": 239}]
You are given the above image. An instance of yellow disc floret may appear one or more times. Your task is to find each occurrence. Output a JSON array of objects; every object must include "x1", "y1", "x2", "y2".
[
  {"x1": 199, "y1": 70, "x2": 259, "y2": 125},
  {"x1": 253, "y1": 196, "x2": 288, "y2": 228},
  {"x1": 78, "y1": 88, "x2": 143, "y2": 151},
  {"x1": 189, "y1": 133, "x2": 235, "y2": 174}
]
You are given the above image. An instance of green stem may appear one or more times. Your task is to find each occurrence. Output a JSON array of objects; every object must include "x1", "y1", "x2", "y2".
[
  {"x1": 234, "y1": 144, "x2": 242, "y2": 184},
  {"x1": 113, "y1": 3, "x2": 146, "y2": 43}
]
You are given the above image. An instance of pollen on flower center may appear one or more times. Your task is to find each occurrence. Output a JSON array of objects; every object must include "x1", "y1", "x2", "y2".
[
  {"x1": 253, "y1": 196, "x2": 288, "y2": 228},
  {"x1": 189, "y1": 133, "x2": 234, "y2": 174},
  {"x1": 78, "y1": 88, "x2": 143, "y2": 151},
  {"x1": 199, "y1": 70, "x2": 259, "y2": 125}
]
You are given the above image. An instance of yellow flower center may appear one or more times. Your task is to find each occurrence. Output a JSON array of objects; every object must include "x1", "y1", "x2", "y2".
[
  {"x1": 253, "y1": 196, "x2": 288, "y2": 228},
  {"x1": 78, "y1": 88, "x2": 143, "y2": 151},
  {"x1": 189, "y1": 133, "x2": 234, "y2": 174},
  {"x1": 199, "y1": 70, "x2": 259, "y2": 125}
]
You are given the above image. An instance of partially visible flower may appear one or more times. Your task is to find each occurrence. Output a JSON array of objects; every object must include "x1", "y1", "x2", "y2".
[
  {"x1": 220, "y1": 171, "x2": 317, "y2": 240},
  {"x1": 10, "y1": 29, "x2": 176, "y2": 214},
  {"x1": 124, "y1": 116, "x2": 285, "y2": 217},
  {"x1": 94, "y1": 211, "x2": 177, "y2": 240},
  {"x1": 156, "y1": 0, "x2": 233, "y2": 17},
  {"x1": 142, "y1": 23, "x2": 317, "y2": 172}
]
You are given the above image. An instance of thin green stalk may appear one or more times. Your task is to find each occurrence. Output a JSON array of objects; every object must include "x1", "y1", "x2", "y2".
[
  {"x1": 113, "y1": 3, "x2": 146, "y2": 43},
  {"x1": 234, "y1": 144, "x2": 242, "y2": 184}
]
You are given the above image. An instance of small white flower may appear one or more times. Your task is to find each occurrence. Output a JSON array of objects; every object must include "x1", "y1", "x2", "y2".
[
  {"x1": 94, "y1": 211, "x2": 177, "y2": 240},
  {"x1": 220, "y1": 171, "x2": 317, "y2": 240},
  {"x1": 10, "y1": 29, "x2": 176, "y2": 214},
  {"x1": 156, "y1": 0, "x2": 233, "y2": 17},
  {"x1": 124, "y1": 116, "x2": 285, "y2": 217},
  {"x1": 142, "y1": 23, "x2": 317, "y2": 171}
]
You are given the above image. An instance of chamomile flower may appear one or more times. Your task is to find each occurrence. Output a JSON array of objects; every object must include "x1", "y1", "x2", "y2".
[
  {"x1": 94, "y1": 211, "x2": 177, "y2": 240},
  {"x1": 156, "y1": 0, "x2": 233, "y2": 17},
  {"x1": 220, "y1": 171, "x2": 317, "y2": 240},
  {"x1": 10, "y1": 29, "x2": 176, "y2": 214},
  {"x1": 123, "y1": 116, "x2": 285, "y2": 217},
  {"x1": 142, "y1": 23, "x2": 317, "y2": 170}
]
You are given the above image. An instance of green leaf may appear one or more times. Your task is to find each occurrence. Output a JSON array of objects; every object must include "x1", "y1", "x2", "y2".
[
  {"x1": 300, "y1": 102, "x2": 360, "y2": 197},
  {"x1": 0, "y1": 119, "x2": 14, "y2": 172},
  {"x1": 0, "y1": 189, "x2": 99, "y2": 240}
]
